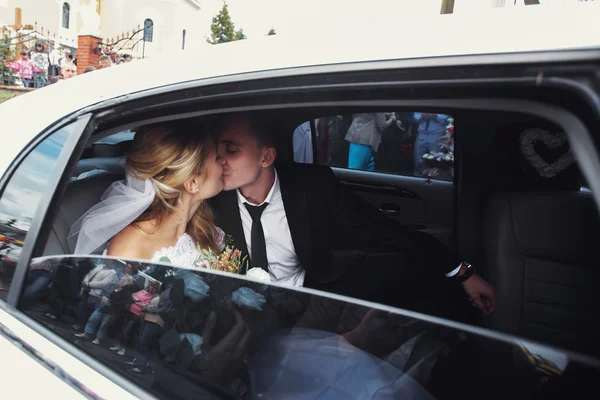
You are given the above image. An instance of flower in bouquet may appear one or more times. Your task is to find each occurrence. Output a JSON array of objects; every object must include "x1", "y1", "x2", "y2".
[
  {"x1": 246, "y1": 267, "x2": 271, "y2": 283},
  {"x1": 195, "y1": 244, "x2": 248, "y2": 274}
]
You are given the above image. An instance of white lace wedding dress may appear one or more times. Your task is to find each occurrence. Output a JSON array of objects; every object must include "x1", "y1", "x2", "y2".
[
  {"x1": 151, "y1": 233, "x2": 202, "y2": 267},
  {"x1": 102, "y1": 233, "x2": 203, "y2": 268}
]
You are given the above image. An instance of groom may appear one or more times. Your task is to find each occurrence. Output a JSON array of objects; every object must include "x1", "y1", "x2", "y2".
[{"x1": 208, "y1": 114, "x2": 496, "y2": 322}]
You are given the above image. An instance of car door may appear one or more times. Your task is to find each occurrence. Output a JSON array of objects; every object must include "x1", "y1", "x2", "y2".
[
  {"x1": 292, "y1": 112, "x2": 455, "y2": 248},
  {"x1": 0, "y1": 116, "x2": 153, "y2": 399}
]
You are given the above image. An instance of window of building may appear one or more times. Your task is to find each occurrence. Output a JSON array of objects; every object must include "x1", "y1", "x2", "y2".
[
  {"x1": 144, "y1": 18, "x2": 154, "y2": 43},
  {"x1": 182, "y1": 29, "x2": 186, "y2": 50},
  {"x1": 293, "y1": 112, "x2": 455, "y2": 181},
  {"x1": 62, "y1": 3, "x2": 70, "y2": 29}
]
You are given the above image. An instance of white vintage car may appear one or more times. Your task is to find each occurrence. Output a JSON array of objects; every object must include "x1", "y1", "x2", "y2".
[{"x1": 1, "y1": 8, "x2": 600, "y2": 400}]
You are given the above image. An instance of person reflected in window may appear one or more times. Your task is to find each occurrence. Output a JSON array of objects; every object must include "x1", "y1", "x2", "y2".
[
  {"x1": 345, "y1": 113, "x2": 398, "y2": 171},
  {"x1": 74, "y1": 260, "x2": 119, "y2": 330},
  {"x1": 20, "y1": 258, "x2": 59, "y2": 309},
  {"x1": 413, "y1": 113, "x2": 449, "y2": 176},
  {"x1": 130, "y1": 286, "x2": 165, "y2": 374},
  {"x1": 111, "y1": 282, "x2": 159, "y2": 356},
  {"x1": 74, "y1": 263, "x2": 137, "y2": 345}
]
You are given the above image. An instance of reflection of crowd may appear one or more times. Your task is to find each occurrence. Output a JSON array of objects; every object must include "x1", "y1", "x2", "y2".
[
  {"x1": 21, "y1": 257, "x2": 445, "y2": 398},
  {"x1": 313, "y1": 112, "x2": 455, "y2": 180}
]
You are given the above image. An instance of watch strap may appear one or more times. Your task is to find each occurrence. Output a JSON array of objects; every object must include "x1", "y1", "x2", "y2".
[{"x1": 457, "y1": 263, "x2": 475, "y2": 282}]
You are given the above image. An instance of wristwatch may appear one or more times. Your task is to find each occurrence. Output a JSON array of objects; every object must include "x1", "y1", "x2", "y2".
[{"x1": 456, "y1": 262, "x2": 475, "y2": 282}]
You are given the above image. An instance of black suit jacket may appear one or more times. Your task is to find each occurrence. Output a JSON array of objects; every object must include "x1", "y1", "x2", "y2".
[{"x1": 208, "y1": 162, "x2": 460, "y2": 285}]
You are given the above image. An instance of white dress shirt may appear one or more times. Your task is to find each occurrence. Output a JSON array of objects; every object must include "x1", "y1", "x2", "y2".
[{"x1": 237, "y1": 171, "x2": 306, "y2": 287}]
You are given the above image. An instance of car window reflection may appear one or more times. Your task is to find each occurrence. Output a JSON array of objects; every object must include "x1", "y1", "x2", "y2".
[
  {"x1": 19, "y1": 256, "x2": 600, "y2": 400},
  {"x1": 0, "y1": 127, "x2": 71, "y2": 300}
]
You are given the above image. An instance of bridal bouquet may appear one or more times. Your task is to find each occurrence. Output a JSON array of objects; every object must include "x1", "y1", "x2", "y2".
[
  {"x1": 195, "y1": 245, "x2": 271, "y2": 282},
  {"x1": 195, "y1": 245, "x2": 248, "y2": 274},
  {"x1": 193, "y1": 230, "x2": 248, "y2": 273}
]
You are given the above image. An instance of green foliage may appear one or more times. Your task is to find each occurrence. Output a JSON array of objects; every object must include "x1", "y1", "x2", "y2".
[
  {"x1": 207, "y1": 3, "x2": 246, "y2": 44},
  {"x1": 235, "y1": 28, "x2": 246, "y2": 41},
  {"x1": 0, "y1": 36, "x2": 15, "y2": 85},
  {"x1": 267, "y1": 28, "x2": 276, "y2": 36}
]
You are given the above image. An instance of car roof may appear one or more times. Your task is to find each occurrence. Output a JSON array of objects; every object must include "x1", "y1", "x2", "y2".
[{"x1": 1, "y1": 5, "x2": 599, "y2": 174}]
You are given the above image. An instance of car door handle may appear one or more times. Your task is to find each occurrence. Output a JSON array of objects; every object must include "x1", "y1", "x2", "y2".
[{"x1": 380, "y1": 203, "x2": 401, "y2": 217}]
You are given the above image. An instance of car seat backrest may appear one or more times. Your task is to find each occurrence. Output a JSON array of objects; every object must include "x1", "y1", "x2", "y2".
[
  {"x1": 481, "y1": 122, "x2": 600, "y2": 356},
  {"x1": 43, "y1": 173, "x2": 124, "y2": 256}
]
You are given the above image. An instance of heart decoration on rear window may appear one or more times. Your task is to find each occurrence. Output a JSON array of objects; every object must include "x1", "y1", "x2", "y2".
[{"x1": 519, "y1": 128, "x2": 575, "y2": 178}]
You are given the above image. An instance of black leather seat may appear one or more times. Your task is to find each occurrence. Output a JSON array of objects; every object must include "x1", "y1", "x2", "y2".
[
  {"x1": 481, "y1": 122, "x2": 600, "y2": 356},
  {"x1": 43, "y1": 135, "x2": 133, "y2": 255},
  {"x1": 483, "y1": 193, "x2": 600, "y2": 356},
  {"x1": 43, "y1": 173, "x2": 123, "y2": 255}
]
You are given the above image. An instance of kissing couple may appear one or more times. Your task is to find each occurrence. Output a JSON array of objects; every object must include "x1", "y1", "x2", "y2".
[{"x1": 69, "y1": 113, "x2": 496, "y2": 320}]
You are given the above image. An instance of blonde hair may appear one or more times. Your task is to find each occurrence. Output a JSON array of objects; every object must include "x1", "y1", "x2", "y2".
[{"x1": 127, "y1": 124, "x2": 218, "y2": 252}]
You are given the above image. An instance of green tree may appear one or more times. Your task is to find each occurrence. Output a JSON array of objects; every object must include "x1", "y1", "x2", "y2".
[
  {"x1": 207, "y1": 3, "x2": 246, "y2": 44},
  {"x1": 267, "y1": 28, "x2": 276, "y2": 36},
  {"x1": 0, "y1": 36, "x2": 15, "y2": 85}
]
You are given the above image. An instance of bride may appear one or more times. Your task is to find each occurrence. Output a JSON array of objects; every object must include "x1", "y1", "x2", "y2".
[{"x1": 68, "y1": 123, "x2": 225, "y2": 264}]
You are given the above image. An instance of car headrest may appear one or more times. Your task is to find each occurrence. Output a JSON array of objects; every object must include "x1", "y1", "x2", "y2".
[
  {"x1": 92, "y1": 140, "x2": 133, "y2": 158},
  {"x1": 491, "y1": 120, "x2": 580, "y2": 192}
]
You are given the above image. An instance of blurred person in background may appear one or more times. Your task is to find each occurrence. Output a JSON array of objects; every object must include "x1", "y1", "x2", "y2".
[
  {"x1": 99, "y1": 55, "x2": 113, "y2": 69},
  {"x1": 60, "y1": 62, "x2": 77, "y2": 80},
  {"x1": 8, "y1": 50, "x2": 40, "y2": 88},
  {"x1": 345, "y1": 113, "x2": 400, "y2": 171},
  {"x1": 29, "y1": 41, "x2": 50, "y2": 88}
]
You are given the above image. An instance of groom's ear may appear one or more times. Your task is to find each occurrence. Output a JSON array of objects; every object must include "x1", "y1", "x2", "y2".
[{"x1": 260, "y1": 146, "x2": 276, "y2": 168}]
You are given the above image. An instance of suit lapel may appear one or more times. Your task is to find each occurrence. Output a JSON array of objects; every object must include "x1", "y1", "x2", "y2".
[
  {"x1": 212, "y1": 191, "x2": 248, "y2": 258},
  {"x1": 278, "y1": 168, "x2": 313, "y2": 273}
]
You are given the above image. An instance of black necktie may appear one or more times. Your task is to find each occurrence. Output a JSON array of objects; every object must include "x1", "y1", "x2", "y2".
[{"x1": 244, "y1": 202, "x2": 269, "y2": 271}]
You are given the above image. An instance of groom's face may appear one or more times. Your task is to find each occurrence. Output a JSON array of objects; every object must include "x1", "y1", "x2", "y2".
[{"x1": 218, "y1": 117, "x2": 272, "y2": 191}]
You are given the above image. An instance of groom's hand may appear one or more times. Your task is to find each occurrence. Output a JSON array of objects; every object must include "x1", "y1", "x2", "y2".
[{"x1": 462, "y1": 274, "x2": 497, "y2": 316}]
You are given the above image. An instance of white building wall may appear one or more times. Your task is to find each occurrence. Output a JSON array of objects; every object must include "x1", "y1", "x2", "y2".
[{"x1": 99, "y1": 0, "x2": 201, "y2": 58}]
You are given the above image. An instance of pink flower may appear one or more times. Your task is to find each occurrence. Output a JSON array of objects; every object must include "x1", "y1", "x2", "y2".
[{"x1": 214, "y1": 227, "x2": 226, "y2": 251}]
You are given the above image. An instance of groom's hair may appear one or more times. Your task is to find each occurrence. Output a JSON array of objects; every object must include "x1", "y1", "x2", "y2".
[{"x1": 218, "y1": 112, "x2": 277, "y2": 149}]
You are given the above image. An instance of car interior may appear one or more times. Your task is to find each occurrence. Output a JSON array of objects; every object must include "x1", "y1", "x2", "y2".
[{"x1": 40, "y1": 106, "x2": 600, "y2": 362}]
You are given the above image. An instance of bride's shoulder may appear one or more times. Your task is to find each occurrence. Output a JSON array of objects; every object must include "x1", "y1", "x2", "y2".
[{"x1": 106, "y1": 225, "x2": 147, "y2": 259}]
